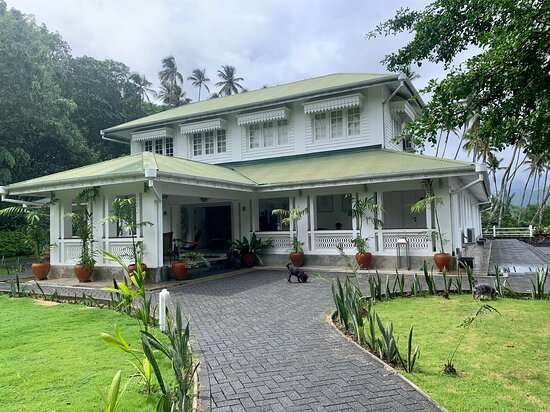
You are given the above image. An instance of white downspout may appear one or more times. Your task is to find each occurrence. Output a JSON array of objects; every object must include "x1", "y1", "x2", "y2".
[
  {"x1": 1, "y1": 187, "x2": 45, "y2": 207},
  {"x1": 382, "y1": 72, "x2": 407, "y2": 149}
]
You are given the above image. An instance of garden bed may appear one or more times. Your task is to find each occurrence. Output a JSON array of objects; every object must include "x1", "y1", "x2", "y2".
[{"x1": 334, "y1": 293, "x2": 550, "y2": 411}]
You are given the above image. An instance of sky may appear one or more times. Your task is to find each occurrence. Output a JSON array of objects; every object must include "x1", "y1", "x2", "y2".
[{"x1": 5, "y1": 0, "x2": 527, "y2": 192}]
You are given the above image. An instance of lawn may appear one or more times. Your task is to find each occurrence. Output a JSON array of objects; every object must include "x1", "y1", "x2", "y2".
[
  {"x1": 374, "y1": 295, "x2": 550, "y2": 411},
  {"x1": 0, "y1": 295, "x2": 161, "y2": 411}
]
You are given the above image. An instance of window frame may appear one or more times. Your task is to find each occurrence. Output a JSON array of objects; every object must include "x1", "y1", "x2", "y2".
[
  {"x1": 191, "y1": 129, "x2": 227, "y2": 157},
  {"x1": 312, "y1": 107, "x2": 361, "y2": 141},
  {"x1": 246, "y1": 119, "x2": 289, "y2": 150}
]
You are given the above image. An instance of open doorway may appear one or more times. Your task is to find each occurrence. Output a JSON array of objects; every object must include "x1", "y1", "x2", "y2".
[{"x1": 189, "y1": 204, "x2": 232, "y2": 252}]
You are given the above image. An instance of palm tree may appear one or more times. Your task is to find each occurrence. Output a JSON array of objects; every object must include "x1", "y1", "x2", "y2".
[
  {"x1": 129, "y1": 73, "x2": 156, "y2": 103},
  {"x1": 486, "y1": 152, "x2": 503, "y2": 194},
  {"x1": 187, "y1": 68, "x2": 210, "y2": 101},
  {"x1": 158, "y1": 83, "x2": 191, "y2": 107},
  {"x1": 402, "y1": 66, "x2": 420, "y2": 81},
  {"x1": 215, "y1": 65, "x2": 245, "y2": 96},
  {"x1": 159, "y1": 56, "x2": 184, "y2": 90}
]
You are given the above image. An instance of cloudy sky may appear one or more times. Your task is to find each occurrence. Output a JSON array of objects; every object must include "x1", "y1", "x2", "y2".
[{"x1": 6, "y1": 0, "x2": 523, "y2": 185}]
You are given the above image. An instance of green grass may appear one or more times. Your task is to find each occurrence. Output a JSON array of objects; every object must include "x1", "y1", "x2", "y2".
[
  {"x1": 374, "y1": 295, "x2": 550, "y2": 411},
  {"x1": 0, "y1": 295, "x2": 162, "y2": 411}
]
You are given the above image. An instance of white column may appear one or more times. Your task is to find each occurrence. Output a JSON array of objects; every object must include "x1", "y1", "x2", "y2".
[
  {"x1": 91, "y1": 191, "x2": 104, "y2": 265},
  {"x1": 294, "y1": 193, "x2": 309, "y2": 251},
  {"x1": 376, "y1": 191, "x2": 384, "y2": 252},
  {"x1": 434, "y1": 179, "x2": 452, "y2": 254},
  {"x1": 308, "y1": 194, "x2": 316, "y2": 252},
  {"x1": 50, "y1": 201, "x2": 61, "y2": 265},
  {"x1": 141, "y1": 188, "x2": 163, "y2": 268}
]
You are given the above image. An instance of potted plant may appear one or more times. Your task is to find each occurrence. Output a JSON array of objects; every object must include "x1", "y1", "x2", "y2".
[
  {"x1": 70, "y1": 188, "x2": 97, "y2": 282},
  {"x1": 0, "y1": 204, "x2": 51, "y2": 280},
  {"x1": 231, "y1": 233, "x2": 272, "y2": 267},
  {"x1": 272, "y1": 207, "x2": 307, "y2": 267},
  {"x1": 171, "y1": 252, "x2": 208, "y2": 280},
  {"x1": 348, "y1": 194, "x2": 382, "y2": 269},
  {"x1": 410, "y1": 181, "x2": 452, "y2": 271},
  {"x1": 104, "y1": 196, "x2": 152, "y2": 277}
]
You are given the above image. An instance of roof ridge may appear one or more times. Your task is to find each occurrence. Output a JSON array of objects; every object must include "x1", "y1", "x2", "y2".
[{"x1": 380, "y1": 149, "x2": 474, "y2": 165}]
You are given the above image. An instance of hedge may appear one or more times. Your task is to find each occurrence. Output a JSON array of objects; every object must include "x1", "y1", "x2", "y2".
[{"x1": 0, "y1": 230, "x2": 33, "y2": 258}]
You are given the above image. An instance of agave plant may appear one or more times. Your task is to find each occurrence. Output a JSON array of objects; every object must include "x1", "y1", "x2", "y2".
[
  {"x1": 530, "y1": 267, "x2": 548, "y2": 300},
  {"x1": 102, "y1": 370, "x2": 128, "y2": 412},
  {"x1": 411, "y1": 273, "x2": 422, "y2": 296},
  {"x1": 493, "y1": 264, "x2": 504, "y2": 297},
  {"x1": 397, "y1": 326, "x2": 420, "y2": 373},
  {"x1": 455, "y1": 272, "x2": 463, "y2": 294},
  {"x1": 376, "y1": 315, "x2": 400, "y2": 364},
  {"x1": 367, "y1": 271, "x2": 382, "y2": 301},
  {"x1": 422, "y1": 261, "x2": 436, "y2": 295}
]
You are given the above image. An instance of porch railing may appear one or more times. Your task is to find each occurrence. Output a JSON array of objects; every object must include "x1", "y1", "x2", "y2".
[
  {"x1": 482, "y1": 225, "x2": 534, "y2": 238},
  {"x1": 378, "y1": 229, "x2": 435, "y2": 252},
  {"x1": 254, "y1": 231, "x2": 292, "y2": 253},
  {"x1": 310, "y1": 230, "x2": 355, "y2": 251},
  {"x1": 57, "y1": 237, "x2": 141, "y2": 265}
]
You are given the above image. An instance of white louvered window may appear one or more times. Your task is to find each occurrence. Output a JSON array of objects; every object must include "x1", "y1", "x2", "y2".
[
  {"x1": 154, "y1": 139, "x2": 163, "y2": 154},
  {"x1": 165, "y1": 137, "x2": 174, "y2": 157},
  {"x1": 193, "y1": 133, "x2": 202, "y2": 156},
  {"x1": 313, "y1": 107, "x2": 361, "y2": 141},
  {"x1": 204, "y1": 131, "x2": 215, "y2": 155},
  {"x1": 217, "y1": 130, "x2": 227, "y2": 153},
  {"x1": 277, "y1": 119, "x2": 288, "y2": 145},
  {"x1": 347, "y1": 107, "x2": 361, "y2": 136},
  {"x1": 191, "y1": 130, "x2": 227, "y2": 156},
  {"x1": 246, "y1": 120, "x2": 289, "y2": 150}
]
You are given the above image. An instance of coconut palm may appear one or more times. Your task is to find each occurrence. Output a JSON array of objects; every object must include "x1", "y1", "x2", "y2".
[
  {"x1": 486, "y1": 152, "x2": 503, "y2": 194},
  {"x1": 187, "y1": 68, "x2": 210, "y2": 101},
  {"x1": 129, "y1": 73, "x2": 156, "y2": 103},
  {"x1": 158, "y1": 83, "x2": 191, "y2": 107},
  {"x1": 159, "y1": 56, "x2": 184, "y2": 90},
  {"x1": 215, "y1": 65, "x2": 245, "y2": 96},
  {"x1": 402, "y1": 66, "x2": 420, "y2": 81}
]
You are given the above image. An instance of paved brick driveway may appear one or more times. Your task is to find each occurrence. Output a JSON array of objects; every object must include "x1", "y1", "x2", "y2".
[{"x1": 170, "y1": 270, "x2": 439, "y2": 411}]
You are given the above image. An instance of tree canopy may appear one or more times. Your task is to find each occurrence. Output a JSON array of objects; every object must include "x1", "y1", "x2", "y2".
[
  {"x1": 370, "y1": 0, "x2": 549, "y2": 159},
  {"x1": 0, "y1": 1, "x2": 161, "y2": 185}
]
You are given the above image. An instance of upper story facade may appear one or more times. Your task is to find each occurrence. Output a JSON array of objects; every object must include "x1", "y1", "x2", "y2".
[{"x1": 102, "y1": 73, "x2": 423, "y2": 165}]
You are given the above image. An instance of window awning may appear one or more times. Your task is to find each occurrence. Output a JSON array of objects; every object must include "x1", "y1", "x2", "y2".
[
  {"x1": 237, "y1": 107, "x2": 289, "y2": 126},
  {"x1": 180, "y1": 118, "x2": 225, "y2": 135},
  {"x1": 390, "y1": 100, "x2": 417, "y2": 121},
  {"x1": 303, "y1": 94, "x2": 361, "y2": 114},
  {"x1": 132, "y1": 127, "x2": 174, "y2": 142}
]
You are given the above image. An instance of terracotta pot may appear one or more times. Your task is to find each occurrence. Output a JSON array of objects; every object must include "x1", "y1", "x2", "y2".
[
  {"x1": 289, "y1": 252, "x2": 305, "y2": 267},
  {"x1": 171, "y1": 261, "x2": 188, "y2": 281},
  {"x1": 128, "y1": 263, "x2": 148, "y2": 277},
  {"x1": 355, "y1": 252, "x2": 372, "y2": 270},
  {"x1": 433, "y1": 253, "x2": 453, "y2": 271},
  {"x1": 241, "y1": 253, "x2": 256, "y2": 268},
  {"x1": 31, "y1": 262, "x2": 50, "y2": 280},
  {"x1": 74, "y1": 264, "x2": 93, "y2": 282}
]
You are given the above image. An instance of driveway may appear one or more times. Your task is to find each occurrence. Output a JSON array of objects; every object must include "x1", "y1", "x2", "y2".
[{"x1": 170, "y1": 271, "x2": 438, "y2": 411}]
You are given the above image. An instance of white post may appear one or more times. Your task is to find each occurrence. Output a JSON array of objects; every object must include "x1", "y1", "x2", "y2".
[
  {"x1": 529, "y1": 225, "x2": 533, "y2": 238},
  {"x1": 158, "y1": 289, "x2": 170, "y2": 332},
  {"x1": 492, "y1": 225, "x2": 496, "y2": 238}
]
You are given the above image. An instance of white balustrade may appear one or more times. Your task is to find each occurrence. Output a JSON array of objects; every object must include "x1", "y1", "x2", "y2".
[
  {"x1": 63, "y1": 239, "x2": 82, "y2": 264},
  {"x1": 254, "y1": 231, "x2": 292, "y2": 253},
  {"x1": 381, "y1": 230, "x2": 433, "y2": 251},
  {"x1": 312, "y1": 230, "x2": 355, "y2": 251}
]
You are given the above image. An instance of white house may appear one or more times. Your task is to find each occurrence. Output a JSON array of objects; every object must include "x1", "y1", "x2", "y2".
[{"x1": 1, "y1": 73, "x2": 489, "y2": 279}]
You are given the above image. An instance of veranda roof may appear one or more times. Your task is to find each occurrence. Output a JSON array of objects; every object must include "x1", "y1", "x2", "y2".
[{"x1": 5, "y1": 149, "x2": 476, "y2": 195}]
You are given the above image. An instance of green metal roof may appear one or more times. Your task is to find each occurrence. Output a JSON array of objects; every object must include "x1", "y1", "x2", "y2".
[
  {"x1": 103, "y1": 73, "x2": 396, "y2": 135},
  {"x1": 227, "y1": 149, "x2": 475, "y2": 186},
  {"x1": 7, "y1": 152, "x2": 255, "y2": 192},
  {"x1": 6, "y1": 149, "x2": 475, "y2": 194}
]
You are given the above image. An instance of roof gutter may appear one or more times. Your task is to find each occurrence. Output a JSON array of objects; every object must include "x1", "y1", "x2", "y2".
[
  {"x1": 101, "y1": 130, "x2": 130, "y2": 145},
  {"x1": 102, "y1": 75, "x2": 402, "y2": 140}
]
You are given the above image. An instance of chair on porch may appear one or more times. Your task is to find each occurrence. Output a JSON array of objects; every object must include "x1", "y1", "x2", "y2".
[{"x1": 171, "y1": 231, "x2": 202, "y2": 261}]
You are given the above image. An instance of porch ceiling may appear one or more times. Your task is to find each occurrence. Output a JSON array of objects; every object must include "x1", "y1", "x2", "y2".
[{"x1": 5, "y1": 148, "x2": 478, "y2": 195}]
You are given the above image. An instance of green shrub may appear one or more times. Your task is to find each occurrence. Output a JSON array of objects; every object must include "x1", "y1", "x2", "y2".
[{"x1": 0, "y1": 230, "x2": 32, "y2": 258}]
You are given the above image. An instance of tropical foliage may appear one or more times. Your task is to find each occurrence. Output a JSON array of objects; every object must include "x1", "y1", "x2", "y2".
[
  {"x1": 216, "y1": 65, "x2": 246, "y2": 96},
  {"x1": 272, "y1": 207, "x2": 307, "y2": 253}
]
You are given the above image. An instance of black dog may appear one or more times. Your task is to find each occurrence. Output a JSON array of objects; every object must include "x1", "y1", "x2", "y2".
[{"x1": 286, "y1": 263, "x2": 309, "y2": 283}]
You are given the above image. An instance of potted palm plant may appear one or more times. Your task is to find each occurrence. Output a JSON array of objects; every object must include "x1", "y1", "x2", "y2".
[
  {"x1": 272, "y1": 207, "x2": 307, "y2": 267},
  {"x1": 70, "y1": 188, "x2": 98, "y2": 282},
  {"x1": 231, "y1": 233, "x2": 272, "y2": 267},
  {"x1": 349, "y1": 194, "x2": 382, "y2": 269},
  {"x1": 410, "y1": 182, "x2": 452, "y2": 271},
  {"x1": 0, "y1": 205, "x2": 51, "y2": 280}
]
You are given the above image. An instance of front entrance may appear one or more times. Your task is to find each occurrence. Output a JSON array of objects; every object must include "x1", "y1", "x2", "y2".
[{"x1": 198, "y1": 205, "x2": 232, "y2": 251}]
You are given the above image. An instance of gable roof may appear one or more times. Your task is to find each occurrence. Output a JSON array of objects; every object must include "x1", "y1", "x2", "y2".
[
  {"x1": 103, "y1": 73, "x2": 398, "y2": 136},
  {"x1": 5, "y1": 149, "x2": 476, "y2": 195}
]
